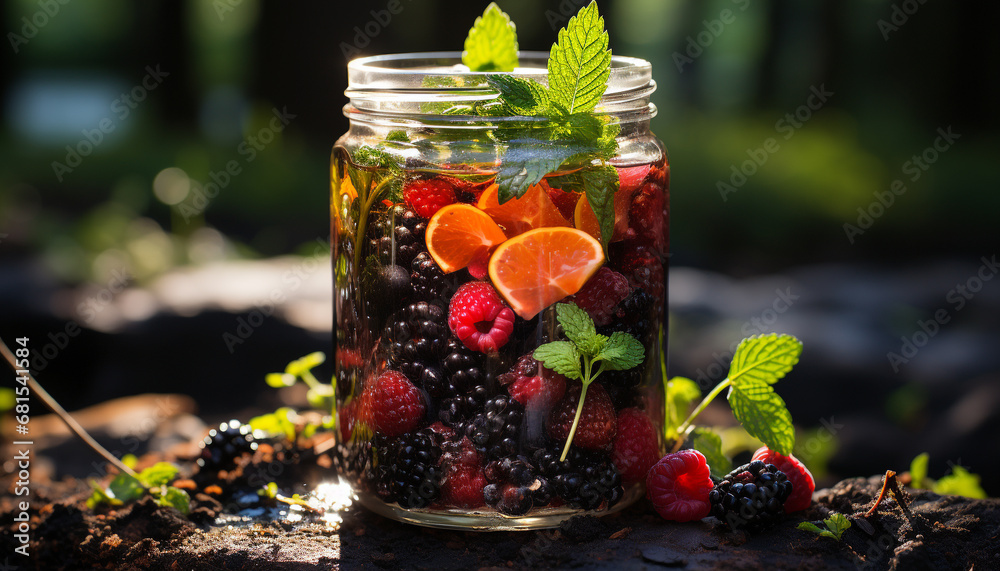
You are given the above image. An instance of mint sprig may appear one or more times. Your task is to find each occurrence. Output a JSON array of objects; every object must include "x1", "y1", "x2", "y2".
[
  {"x1": 547, "y1": 1, "x2": 612, "y2": 115},
  {"x1": 86, "y1": 462, "x2": 190, "y2": 515},
  {"x1": 670, "y1": 333, "x2": 802, "y2": 457},
  {"x1": 798, "y1": 513, "x2": 851, "y2": 541},
  {"x1": 533, "y1": 302, "x2": 644, "y2": 461},
  {"x1": 463, "y1": 3, "x2": 519, "y2": 72}
]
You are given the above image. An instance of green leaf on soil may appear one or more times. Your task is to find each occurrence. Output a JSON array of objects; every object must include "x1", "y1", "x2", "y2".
[
  {"x1": 156, "y1": 487, "x2": 191, "y2": 515},
  {"x1": 137, "y1": 462, "x2": 179, "y2": 488},
  {"x1": 909, "y1": 452, "x2": 929, "y2": 489},
  {"x1": 933, "y1": 465, "x2": 987, "y2": 499},
  {"x1": 109, "y1": 473, "x2": 145, "y2": 503}
]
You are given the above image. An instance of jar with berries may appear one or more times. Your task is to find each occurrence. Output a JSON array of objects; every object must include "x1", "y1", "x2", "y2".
[{"x1": 331, "y1": 3, "x2": 668, "y2": 530}]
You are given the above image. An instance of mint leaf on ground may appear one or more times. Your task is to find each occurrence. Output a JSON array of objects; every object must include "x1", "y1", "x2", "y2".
[
  {"x1": 109, "y1": 473, "x2": 144, "y2": 503},
  {"x1": 137, "y1": 462, "x2": 179, "y2": 488},
  {"x1": 728, "y1": 333, "x2": 803, "y2": 386},
  {"x1": 596, "y1": 331, "x2": 644, "y2": 370},
  {"x1": 486, "y1": 75, "x2": 549, "y2": 116},
  {"x1": 86, "y1": 481, "x2": 122, "y2": 510},
  {"x1": 533, "y1": 341, "x2": 583, "y2": 380},
  {"x1": 798, "y1": 513, "x2": 851, "y2": 540},
  {"x1": 909, "y1": 452, "x2": 930, "y2": 489},
  {"x1": 728, "y1": 378, "x2": 795, "y2": 456},
  {"x1": 156, "y1": 486, "x2": 191, "y2": 515},
  {"x1": 463, "y1": 2, "x2": 519, "y2": 72},
  {"x1": 933, "y1": 465, "x2": 988, "y2": 499},
  {"x1": 547, "y1": 1, "x2": 612, "y2": 114},
  {"x1": 692, "y1": 427, "x2": 730, "y2": 478}
]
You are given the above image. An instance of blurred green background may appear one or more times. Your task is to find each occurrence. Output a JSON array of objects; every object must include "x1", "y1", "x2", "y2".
[{"x1": 2, "y1": 0, "x2": 996, "y2": 283}]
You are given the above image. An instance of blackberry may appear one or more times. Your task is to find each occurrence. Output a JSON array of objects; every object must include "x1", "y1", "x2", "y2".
[
  {"x1": 709, "y1": 460, "x2": 792, "y2": 530},
  {"x1": 375, "y1": 429, "x2": 444, "y2": 509},
  {"x1": 433, "y1": 339, "x2": 491, "y2": 425},
  {"x1": 460, "y1": 395, "x2": 524, "y2": 461},
  {"x1": 368, "y1": 206, "x2": 426, "y2": 269},
  {"x1": 598, "y1": 289, "x2": 656, "y2": 345},
  {"x1": 197, "y1": 420, "x2": 257, "y2": 473},
  {"x1": 411, "y1": 251, "x2": 460, "y2": 303},
  {"x1": 383, "y1": 302, "x2": 449, "y2": 387},
  {"x1": 481, "y1": 456, "x2": 554, "y2": 515},
  {"x1": 534, "y1": 447, "x2": 623, "y2": 511}
]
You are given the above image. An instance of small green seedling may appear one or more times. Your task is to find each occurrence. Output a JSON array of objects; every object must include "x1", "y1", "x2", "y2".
[{"x1": 797, "y1": 513, "x2": 851, "y2": 541}]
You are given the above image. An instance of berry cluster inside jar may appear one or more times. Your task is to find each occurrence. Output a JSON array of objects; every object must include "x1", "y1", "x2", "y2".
[{"x1": 333, "y1": 152, "x2": 668, "y2": 517}]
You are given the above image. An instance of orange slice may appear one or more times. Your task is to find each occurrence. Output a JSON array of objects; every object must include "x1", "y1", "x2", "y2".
[
  {"x1": 476, "y1": 183, "x2": 570, "y2": 238},
  {"x1": 488, "y1": 227, "x2": 605, "y2": 319},
  {"x1": 426, "y1": 204, "x2": 508, "y2": 274},
  {"x1": 574, "y1": 195, "x2": 602, "y2": 243}
]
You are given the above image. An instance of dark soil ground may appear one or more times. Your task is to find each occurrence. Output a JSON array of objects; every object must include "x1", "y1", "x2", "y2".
[{"x1": 2, "y1": 460, "x2": 998, "y2": 570}]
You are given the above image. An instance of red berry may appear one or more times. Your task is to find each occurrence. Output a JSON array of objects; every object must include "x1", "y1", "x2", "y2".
[
  {"x1": 612, "y1": 240, "x2": 664, "y2": 302},
  {"x1": 427, "y1": 421, "x2": 455, "y2": 440},
  {"x1": 547, "y1": 383, "x2": 617, "y2": 450},
  {"x1": 628, "y1": 183, "x2": 666, "y2": 254},
  {"x1": 646, "y1": 450, "x2": 714, "y2": 522},
  {"x1": 500, "y1": 354, "x2": 567, "y2": 409},
  {"x1": 570, "y1": 267, "x2": 632, "y2": 327},
  {"x1": 339, "y1": 399, "x2": 357, "y2": 442},
  {"x1": 751, "y1": 447, "x2": 815, "y2": 513},
  {"x1": 440, "y1": 464, "x2": 487, "y2": 508},
  {"x1": 403, "y1": 179, "x2": 457, "y2": 219},
  {"x1": 360, "y1": 370, "x2": 425, "y2": 437},
  {"x1": 546, "y1": 186, "x2": 581, "y2": 220},
  {"x1": 448, "y1": 282, "x2": 516, "y2": 353},
  {"x1": 617, "y1": 164, "x2": 653, "y2": 195},
  {"x1": 612, "y1": 408, "x2": 661, "y2": 485}
]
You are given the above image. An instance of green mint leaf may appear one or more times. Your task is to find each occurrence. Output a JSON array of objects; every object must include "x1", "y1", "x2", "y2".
[
  {"x1": 583, "y1": 165, "x2": 621, "y2": 250},
  {"x1": 547, "y1": 1, "x2": 612, "y2": 114},
  {"x1": 463, "y1": 2, "x2": 519, "y2": 72},
  {"x1": 933, "y1": 465, "x2": 988, "y2": 499},
  {"x1": 249, "y1": 408, "x2": 298, "y2": 443},
  {"x1": 266, "y1": 372, "x2": 296, "y2": 388},
  {"x1": 385, "y1": 130, "x2": 410, "y2": 142},
  {"x1": 727, "y1": 378, "x2": 795, "y2": 456},
  {"x1": 156, "y1": 486, "x2": 191, "y2": 515},
  {"x1": 909, "y1": 452, "x2": 929, "y2": 489},
  {"x1": 824, "y1": 513, "x2": 852, "y2": 539},
  {"x1": 109, "y1": 473, "x2": 145, "y2": 503},
  {"x1": 554, "y1": 303, "x2": 597, "y2": 348},
  {"x1": 353, "y1": 145, "x2": 397, "y2": 170},
  {"x1": 664, "y1": 376, "x2": 701, "y2": 439},
  {"x1": 728, "y1": 333, "x2": 803, "y2": 386},
  {"x1": 797, "y1": 522, "x2": 825, "y2": 535},
  {"x1": 692, "y1": 427, "x2": 730, "y2": 478},
  {"x1": 86, "y1": 480, "x2": 123, "y2": 510},
  {"x1": 137, "y1": 462, "x2": 179, "y2": 488},
  {"x1": 596, "y1": 331, "x2": 644, "y2": 370},
  {"x1": 495, "y1": 142, "x2": 582, "y2": 202},
  {"x1": 533, "y1": 341, "x2": 583, "y2": 380},
  {"x1": 486, "y1": 75, "x2": 549, "y2": 116},
  {"x1": 285, "y1": 352, "x2": 326, "y2": 377}
]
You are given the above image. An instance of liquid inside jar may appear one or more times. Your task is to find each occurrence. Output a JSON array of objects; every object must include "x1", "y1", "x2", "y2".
[{"x1": 331, "y1": 146, "x2": 669, "y2": 529}]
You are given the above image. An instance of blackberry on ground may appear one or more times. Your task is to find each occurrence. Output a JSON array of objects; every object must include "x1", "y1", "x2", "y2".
[
  {"x1": 709, "y1": 460, "x2": 792, "y2": 530},
  {"x1": 197, "y1": 420, "x2": 257, "y2": 473},
  {"x1": 375, "y1": 429, "x2": 444, "y2": 509},
  {"x1": 383, "y1": 302, "x2": 449, "y2": 387},
  {"x1": 598, "y1": 289, "x2": 656, "y2": 345},
  {"x1": 481, "y1": 456, "x2": 554, "y2": 515},
  {"x1": 411, "y1": 251, "x2": 460, "y2": 302},
  {"x1": 460, "y1": 395, "x2": 524, "y2": 461},
  {"x1": 534, "y1": 447, "x2": 624, "y2": 511},
  {"x1": 368, "y1": 206, "x2": 426, "y2": 269}
]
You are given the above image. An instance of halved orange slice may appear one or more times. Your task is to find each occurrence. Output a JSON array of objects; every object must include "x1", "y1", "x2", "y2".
[
  {"x1": 488, "y1": 227, "x2": 605, "y2": 319},
  {"x1": 573, "y1": 195, "x2": 602, "y2": 243},
  {"x1": 426, "y1": 204, "x2": 508, "y2": 274},
  {"x1": 476, "y1": 183, "x2": 570, "y2": 238}
]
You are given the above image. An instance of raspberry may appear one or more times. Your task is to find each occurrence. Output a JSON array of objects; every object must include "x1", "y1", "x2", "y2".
[
  {"x1": 709, "y1": 460, "x2": 792, "y2": 529},
  {"x1": 440, "y1": 463, "x2": 487, "y2": 508},
  {"x1": 547, "y1": 383, "x2": 617, "y2": 450},
  {"x1": 361, "y1": 370, "x2": 426, "y2": 437},
  {"x1": 628, "y1": 183, "x2": 666, "y2": 253},
  {"x1": 751, "y1": 447, "x2": 814, "y2": 513},
  {"x1": 448, "y1": 282, "x2": 516, "y2": 354},
  {"x1": 617, "y1": 164, "x2": 653, "y2": 195},
  {"x1": 570, "y1": 267, "x2": 632, "y2": 327},
  {"x1": 646, "y1": 450, "x2": 714, "y2": 522},
  {"x1": 612, "y1": 240, "x2": 664, "y2": 303},
  {"x1": 546, "y1": 187, "x2": 580, "y2": 220},
  {"x1": 612, "y1": 408, "x2": 661, "y2": 485},
  {"x1": 499, "y1": 354, "x2": 567, "y2": 409},
  {"x1": 403, "y1": 178, "x2": 457, "y2": 219}
]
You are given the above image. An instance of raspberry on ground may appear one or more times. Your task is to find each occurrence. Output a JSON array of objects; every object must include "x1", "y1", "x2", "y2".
[
  {"x1": 570, "y1": 267, "x2": 632, "y2": 327},
  {"x1": 751, "y1": 447, "x2": 815, "y2": 513},
  {"x1": 440, "y1": 463, "x2": 487, "y2": 508},
  {"x1": 404, "y1": 178, "x2": 457, "y2": 219},
  {"x1": 499, "y1": 354, "x2": 567, "y2": 409},
  {"x1": 547, "y1": 383, "x2": 617, "y2": 450},
  {"x1": 612, "y1": 408, "x2": 661, "y2": 485},
  {"x1": 360, "y1": 370, "x2": 426, "y2": 437},
  {"x1": 646, "y1": 450, "x2": 714, "y2": 522},
  {"x1": 448, "y1": 282, "x2": 516, "y2": 353}
]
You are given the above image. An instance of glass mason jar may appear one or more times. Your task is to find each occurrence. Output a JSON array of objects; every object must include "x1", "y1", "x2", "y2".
[{"x1": 331, "y1": 52, "x2": 668, "y2": 530}]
